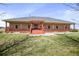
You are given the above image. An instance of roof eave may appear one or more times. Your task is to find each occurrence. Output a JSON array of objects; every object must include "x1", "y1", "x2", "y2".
[{"x1": 45, "y1": 21, "x2": 74, "y2": 24}]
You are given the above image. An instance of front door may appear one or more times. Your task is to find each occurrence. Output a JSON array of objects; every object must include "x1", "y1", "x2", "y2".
[
  {"x1": 31, "y1": 24, "x2": 44, "y2": 34},
  {"x1": 32, "y1": 24, "x2": 39, "y2": 30},
  {"x1": 30, "y1": 20, "x2": 44, "y2": 34}
]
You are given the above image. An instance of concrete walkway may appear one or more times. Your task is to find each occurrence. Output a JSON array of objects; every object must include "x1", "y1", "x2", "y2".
[
  {"x1": 30, "y1": 33, "x2": 55, "y2": 36},
  {"x1": 29, "y1": 32, "x2": 72, "y2": 36},
  {"x1": 5, "y1": 32, "x2": 72, "y2": 36}
]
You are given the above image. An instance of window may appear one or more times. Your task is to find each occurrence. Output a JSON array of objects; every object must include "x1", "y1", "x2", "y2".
[
  {"x1": 28, "y1": 25, "x2": 30, "y2": 28},
  {"x1": 56, "y1": 26, "x2": 58, "y2": 30},
  {"x1": 33, "y1": 24, "x2": 38, "y2": 29},
  {"x1": 48, "y1": 25, "x2": 50, "y2": 29},
  {"x1": 15, "y1": 25, "x2": 18, "y2": 29}
]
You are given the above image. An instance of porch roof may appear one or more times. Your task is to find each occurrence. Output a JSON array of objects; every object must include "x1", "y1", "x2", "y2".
[{"x1": 3, "y1": 16, "x2": 74, "y2": 24}]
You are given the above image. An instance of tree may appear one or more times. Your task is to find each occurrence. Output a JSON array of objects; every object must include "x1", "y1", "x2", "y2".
[{"x1": 63, "y1": 3, "x2": 79, "y2": 11}]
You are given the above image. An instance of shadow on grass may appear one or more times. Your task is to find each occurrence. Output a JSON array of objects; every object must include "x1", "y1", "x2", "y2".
[
  {"x1": 57, "y1": 34, "x2": 79, "y2": 46},
  {"x1": 0, "y1": 36, "x2": 29, "y2": 56}
]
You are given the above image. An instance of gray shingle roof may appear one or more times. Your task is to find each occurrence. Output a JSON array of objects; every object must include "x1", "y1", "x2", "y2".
[{"x1": 3, "y1": 16, "x2": 74, "y2": 24}]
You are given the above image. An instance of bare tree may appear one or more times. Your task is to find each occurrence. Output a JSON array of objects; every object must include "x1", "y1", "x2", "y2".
[
  {"x1": 63, "y1": 3, "x2": 79, "y2": 22},
  {"x1": 63, "y1": 3, "x2": 79, "y2": 11}
]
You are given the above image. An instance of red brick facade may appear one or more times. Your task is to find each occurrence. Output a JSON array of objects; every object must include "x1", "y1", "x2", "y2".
[{"x1": 5, "y1": 20, "x2": 71, "y2": 34}]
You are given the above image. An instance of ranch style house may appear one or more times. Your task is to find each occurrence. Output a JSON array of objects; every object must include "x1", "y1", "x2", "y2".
[{"x1": 3, "y1": 17, "x2": 75, "y2": 34}]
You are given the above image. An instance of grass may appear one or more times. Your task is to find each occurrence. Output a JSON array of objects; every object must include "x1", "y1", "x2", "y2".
[
  {"x1": 0, "y1": 32, "x2": 79, "y2": 56},
  {"x1": 0, "y1": 29, "x2": 5, "y2": 33}
]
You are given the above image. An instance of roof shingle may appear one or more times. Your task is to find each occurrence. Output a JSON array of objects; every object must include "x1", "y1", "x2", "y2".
[{"x1": 3, "y1": 16, "x2": 74, "y2": 24}]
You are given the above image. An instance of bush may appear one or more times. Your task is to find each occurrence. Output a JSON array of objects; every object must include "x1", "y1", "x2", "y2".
[
  {"x1": 0, "y1": 31, "x2": 3, "y2": 33},
  {"x1": 70, "y1": 29, "x2": 78, "y2": 32}
]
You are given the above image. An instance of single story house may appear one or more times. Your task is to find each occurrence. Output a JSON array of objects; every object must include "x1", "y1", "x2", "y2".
[{"x1": 3, "y1": 17, "x2": 75, "y2": 34}]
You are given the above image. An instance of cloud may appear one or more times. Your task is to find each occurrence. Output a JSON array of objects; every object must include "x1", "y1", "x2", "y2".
[
  {"x1": 1, "y1": 13, "x2": 14, "y2": 19},
  {"x1": 24, "y1": 4, "x2": 47, "y2": 16},
  {"x1": 63, "y1": 9, "x2": 79, "y2": 23},
  {"x1": 0, "y1": 13, "x2": 14, "y2": 27}
]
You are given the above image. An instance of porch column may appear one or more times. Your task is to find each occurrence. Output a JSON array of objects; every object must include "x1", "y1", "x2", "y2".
[
  {"x1": 42, "y1": 23, "x2": 44, "y2": 30},
  {"x1": 68, "y1": 24, "x2": 70, "y2": 30},
  {"x1": 73, "y1": 23, "x2": 75, "y2": 30},
  {"x1": 30, "y1": 23, "x2": 32, "y2": 33},
  {"x1": 5, "y1": 21, "x2": 7, "y2": 32},
  {"x1": 63, "y1": 24, "x2": 66, "y2": 31},
  {"x1": 20, "y1": 24, "x2": 22, "y2": 31}
]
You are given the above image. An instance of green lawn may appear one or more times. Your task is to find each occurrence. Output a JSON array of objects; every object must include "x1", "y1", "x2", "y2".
[{"x1": 0, "y1": 32, "x2": 79, "y2": 56}]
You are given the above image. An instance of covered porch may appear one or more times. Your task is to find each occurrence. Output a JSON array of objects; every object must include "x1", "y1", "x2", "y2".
[
  {"x1": 5, "y1": 20, "x2": 75, "y2": 34},
  {"x1": 5, "y1": 20, "x2": 45, "y2": 34}
]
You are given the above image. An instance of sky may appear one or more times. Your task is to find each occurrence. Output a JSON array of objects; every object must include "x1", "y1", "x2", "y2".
[{"x1": 0, "y1": 3, "x2": 79, "y2": 29}]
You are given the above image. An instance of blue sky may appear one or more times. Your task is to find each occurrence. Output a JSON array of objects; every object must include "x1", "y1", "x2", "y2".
[{"x1": 0, "y1": 3, "x2": 79, "y2": 29}]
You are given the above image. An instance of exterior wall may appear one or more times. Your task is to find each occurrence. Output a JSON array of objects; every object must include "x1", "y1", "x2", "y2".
[
  {"x1": 44, "y1": 23, "x2": 70, "y2": 32},
  {"x1": 6, "y1": 21, "x2": 71, "y2": 33},
  {"x1": 8, "y1": 22, "x2": 30, "y2": 33}
]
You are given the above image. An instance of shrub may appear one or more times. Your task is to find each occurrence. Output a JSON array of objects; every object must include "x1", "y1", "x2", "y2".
[
  {"x1": 0, "y1": 30, "x2": 3, "y2": 33},
  {"x1": 70, "y1": 29, "x2": 78, "y2": 32}
]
